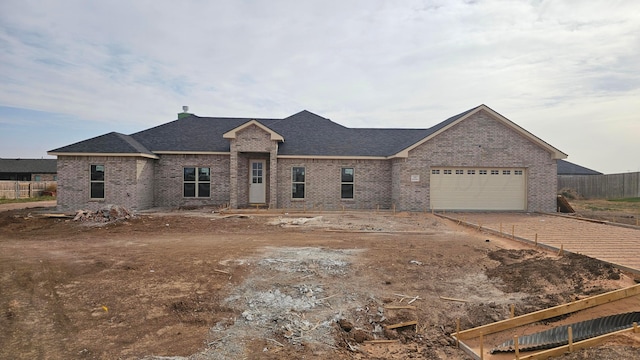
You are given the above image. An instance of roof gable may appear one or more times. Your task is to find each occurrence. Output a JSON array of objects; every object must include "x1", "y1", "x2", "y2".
[
  {"x1": 223, "y1": 120, "x2": 284, "y2": 141},
  {"x1": 394, "y1": 105, "x2": 568, "y2": 159}
]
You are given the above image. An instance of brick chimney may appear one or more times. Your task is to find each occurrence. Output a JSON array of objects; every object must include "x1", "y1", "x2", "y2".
[{"x1": 178, "y1": 105, "x2": 193, "y2": 119}]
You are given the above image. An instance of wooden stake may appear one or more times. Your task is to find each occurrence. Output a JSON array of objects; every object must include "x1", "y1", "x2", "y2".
[
  {"x1": 512, "y1": 225, "x2": 515, "y2": 240},
  {"x1": 568, "y1": 325, "x2": 573, "y2": 352},
  {"x1": 633, "y1": 322, "x2": 638, "y2": 333},
  {"x1": 535, "y1": 233, "x2": 538, "y2": 247},
  {"x1": 479, "y1": 332, "x2": 484, "y2": 360},
  {"x1": 510, "y1": 304, "x2": 515, "y2": 318},
  {"x1": 514, "y1": 335, "x2": 520, "y2": 359},
  {"x1": 384, "y1": 320, "x2": 418, "y2": 330},
  {"x1": 456, "y1": 318, "x2": 460, "y2": 347},
  {"x1": 558, "y1": 244, "x2": 564, "y2": 256}
]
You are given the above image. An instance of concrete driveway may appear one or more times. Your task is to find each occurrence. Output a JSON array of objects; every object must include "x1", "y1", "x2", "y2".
[{"x1": 441, "y1": 212, "x2": 640, "y2": 274}]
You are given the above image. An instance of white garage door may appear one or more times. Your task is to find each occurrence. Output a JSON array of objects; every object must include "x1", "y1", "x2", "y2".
[{"x1": 430, "y1": 168, "x2": 526, "y2": 210}]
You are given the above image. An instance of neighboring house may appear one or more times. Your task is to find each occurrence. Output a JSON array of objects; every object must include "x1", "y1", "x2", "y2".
[
  {"x1": 48, "y1": 104, "x2": 567, "y2": 212},
  {"x1": 557, "y1": 159, "x2": 602, "y2": 175},
  {"x1": 0, "y1": 158, "x2": 57, "y2": 181}
]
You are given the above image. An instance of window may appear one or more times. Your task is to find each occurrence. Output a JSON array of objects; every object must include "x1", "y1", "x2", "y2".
[
  {"x1": 467, "y1": 170, "x2": 475, "y2": 175},
  {"x1": 455, "y1": 169, "x2": 464, "y2": 175},
  {"x1": 515, "y1": 170, "x2": 523, "y2": 175},
  {"x1": 292, "y1": 167, "x2": 305, "y2": 199},
  {"x1": 431, "y1": 169, "x2": 440, "y2": 174},
  {"x1": 444, "y1": 169, "x2": 452, "y2": 175},
  {"x1": 479, "y1": 170, "x2": 487, "y2": 175},
  {"x1": 491, "y1": 170, "x2": 499, "y2": 175},
  {"x1": 252, "y1": 162, "x2": 263, "y2": 184},
  {"x1": 90, "y1": 165, "x2": 105, "y2": 199},
  {"x1": 34, "y1": 175, "x2": 42, "y2": 181},
  {"x1": 503, "y1": 170, "x2": 511, "y2": 175},
  {"x1": 184, "y1": 167, "x2": 210, "y2": 197},
  {"x1": 341, "y1": 167, "x2": 354, "y2": 199}
]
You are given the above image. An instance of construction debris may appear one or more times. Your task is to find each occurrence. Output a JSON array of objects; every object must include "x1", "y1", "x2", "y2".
[
  {"x1": 557, "y1": 195, "x2": 575, "y2": 213},
  {"x1": 73, "y1": 205, "x2": 134, "y2": 223}
]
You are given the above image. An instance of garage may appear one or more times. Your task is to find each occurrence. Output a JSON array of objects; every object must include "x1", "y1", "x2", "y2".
[{"x1": 430, "y1": 168, "x2": 526, "y2": 210}]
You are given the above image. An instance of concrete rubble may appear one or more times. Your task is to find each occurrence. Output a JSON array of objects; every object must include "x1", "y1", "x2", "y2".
[{"x1": 73, "y1": 205, "x2": 134, "y2": 222}]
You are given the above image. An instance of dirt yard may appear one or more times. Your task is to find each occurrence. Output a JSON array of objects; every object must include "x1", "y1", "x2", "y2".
[{"x1": 1, "y1": 205, "x2": 639, "y2": 359}]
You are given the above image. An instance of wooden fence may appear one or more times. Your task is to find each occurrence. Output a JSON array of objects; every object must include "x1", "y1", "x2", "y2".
[
  {"x1": 558, "y1": 172, "x2": 640, "y2": 199},
  {"x1": 0, "y1": 181, "x2": 57, "y2": 199}
]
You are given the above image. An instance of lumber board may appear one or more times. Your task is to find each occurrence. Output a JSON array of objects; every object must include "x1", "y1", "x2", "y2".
[
  {"x1": 363, "y1": 339, "x2": 400, "y2": 344},
  {"x1": 384, "y1": 305, "x2": 417, "y2": 310},
  {"x1": 457, "y1": 284, "x2": 640, "y2": 340},
  {"x1": 440, "y1": 296, "x2": 468, "y2": 303},
  {"x1": 385, "y1": 320, "x2": 417, "y2": 330}
]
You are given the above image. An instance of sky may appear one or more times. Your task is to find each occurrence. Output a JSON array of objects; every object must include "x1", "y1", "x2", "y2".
[{"x1": 0, "y1": 0, "x2": 638, "y2": 174}]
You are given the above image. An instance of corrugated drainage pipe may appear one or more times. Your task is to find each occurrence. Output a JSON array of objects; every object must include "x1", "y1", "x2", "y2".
[{"x1": 491, "y1": 311, "x2": 640, "y2": 353}]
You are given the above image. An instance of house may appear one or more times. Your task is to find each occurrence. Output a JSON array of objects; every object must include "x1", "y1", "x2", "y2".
[
  {"x1": 557, "y1": 159, "x2": 602, "y2": 176},
  {"x1": 48, "y1": 104, "x2": 567, "y2": 212},
  {"x1": 0, "y1": 158, "x2": 57, "y2": 181}
]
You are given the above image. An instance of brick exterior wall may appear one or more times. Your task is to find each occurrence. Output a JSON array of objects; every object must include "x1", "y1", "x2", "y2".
[
  {"x1": 228, "y1": 124, "x2": 278, "y2": 208},
  {"x1": 55, "y1": 109, "x2": 559, "y2": 212},
  {"x1": 153, "y1": 154, "x2": 230, "y2": 208},
  {"x1": 393, "y1": 110, "x2": 558, "y2": 212},
  {"x1": 56, "y1": 156, "x2": 155, "y2": 212},
  {"x1": 276, "y1": 158, "x2": 392, "y2": 210}
]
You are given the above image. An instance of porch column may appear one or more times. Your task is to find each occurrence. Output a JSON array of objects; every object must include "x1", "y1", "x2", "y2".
[
  {"x1": 269, "y1": 145, "x2": 278, "y2": 209},
  {"x1": 229, "y1": 141, "x2": 238, "y2": 209}
]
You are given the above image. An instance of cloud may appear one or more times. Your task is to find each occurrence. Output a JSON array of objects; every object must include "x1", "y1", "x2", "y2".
[{"x1": 0, "y1": 0, "x2": 638, "y2": 172}]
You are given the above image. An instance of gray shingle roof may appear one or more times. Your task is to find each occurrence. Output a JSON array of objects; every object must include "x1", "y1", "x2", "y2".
[
  {"x1": 49, "y1": 132, "x2": 156, "y2": 156},
  {"x1": 0, "y1": 159, "x2": 57, "y2": 173},
  {"x1": 48, "y1": 105, "x2": 486, "y2": 157},
  {"x1": 557, "y1": 160, "x2": 602, "y2": 175},
  {"x1": 131, "y1": 115, "x2": 280, "y2": 152}
]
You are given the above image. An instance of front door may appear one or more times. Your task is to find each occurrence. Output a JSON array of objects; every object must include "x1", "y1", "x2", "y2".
[{"x1": 249, "y1": 160, "x2": 266, "y2": 203}]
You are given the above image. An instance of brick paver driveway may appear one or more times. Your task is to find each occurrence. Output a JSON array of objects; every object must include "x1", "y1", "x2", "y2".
[{"x1": 442, "y1": 213, "x2": 640, "y2": 274}]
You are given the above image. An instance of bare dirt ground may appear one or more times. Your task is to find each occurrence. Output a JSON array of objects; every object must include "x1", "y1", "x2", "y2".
[
  {"x1": 568, "y1": 198, "x2": 640, "y2": 227},
  {"x1": 1, "y1": 204, "x2": 639, "y2": 359}
]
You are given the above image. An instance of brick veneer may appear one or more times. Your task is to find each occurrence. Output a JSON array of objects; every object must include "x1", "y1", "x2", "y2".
[
  {"x1": 55, "y1": 109, "x2": 559, "y2": 212},
  {"x1": 153, "y1": 154, "x2": 230, "y2": 208},
  {"x1": 392, "y1": 110, "x2": 558, "y2": 212},
  {"x1": 277, "y1": 158, "x2": 392, "y2": 210},
  {"x1": 229, "y1": 124, "x2": 279, "y2": 208},
  {"x1": 56, "y1": 156, "x2": 154, "y2": 211}
]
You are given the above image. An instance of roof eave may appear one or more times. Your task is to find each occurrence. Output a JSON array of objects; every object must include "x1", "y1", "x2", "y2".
[{"x1": 47, "y1": 152, "x2": 159, "y2": 159}]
